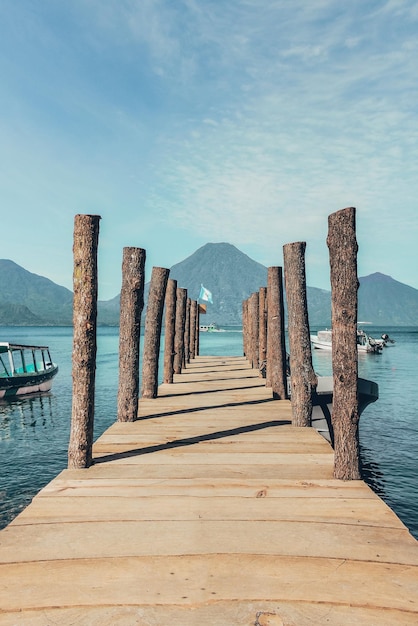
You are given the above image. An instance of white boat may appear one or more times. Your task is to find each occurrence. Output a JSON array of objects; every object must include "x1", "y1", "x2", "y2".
[
  {"x1": 0, "y1": 342, "x2": 58, "y2": 399},
  {"x1": 199, "y1": 322, "x2": 224, "y2": 332},
  {"x1": 311, "y1": 329, "x2": 383, "y2": 353}
]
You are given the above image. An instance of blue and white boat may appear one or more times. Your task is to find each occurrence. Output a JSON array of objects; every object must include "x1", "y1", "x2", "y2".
[{"x1": 0, "y1": 342, "x2": 58, "y2": 399}]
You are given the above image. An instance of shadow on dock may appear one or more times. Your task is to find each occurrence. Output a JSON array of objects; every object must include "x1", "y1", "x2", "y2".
[{"x1": 94, "y1": 419, "x2": 291, "y2": 464}]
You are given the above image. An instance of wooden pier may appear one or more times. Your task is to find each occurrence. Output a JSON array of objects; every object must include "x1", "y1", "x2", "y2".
[{"x1": 1, "y1": 355, "x2": 418, "y2": 625}]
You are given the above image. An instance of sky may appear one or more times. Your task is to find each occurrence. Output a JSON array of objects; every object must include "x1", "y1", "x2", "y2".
[{"x1": 1, "y1": 0, "x2": 417, "y2": 300}]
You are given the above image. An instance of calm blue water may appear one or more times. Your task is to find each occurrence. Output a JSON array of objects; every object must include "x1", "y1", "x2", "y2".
[{"x1": 1, "y1": 325, "x2": 417, "y2": 541}]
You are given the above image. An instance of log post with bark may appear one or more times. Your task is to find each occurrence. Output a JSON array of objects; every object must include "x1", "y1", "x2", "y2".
[
  {"x1": 242, "y1": 298, "x2": 249, "y2": 358},
  {"x1": 141, "y1": 267, "x2": 169, "y2": 399},
  {"x1": 327, "y1": 206, "x2": 361, "y2": 480},
  {"x1": 258, "y1": 287, "x2": 268, "y2": 378},
  {"x1": 245, "y1": 295, "x2": 252, "y2": 365},
  {"x1": 195, "y1": 305, "x2": 200, "y2": 357},
  {"x1": 68, "y1": 214, "x2": 101, "y2": 469},
  {"x1": 266, "y1": 266, "x2": 288, "y2": 399},
  {"x1": 249, "y1": 291, "x2": 260, "y2": 370},
  {"x1": 163, "y1": 278, "x2": 177, "y2": 384},
  {"x1": 117, "y1": 247, "x2": 146, "y2": 422},
  {"x1": 184, "y1": 298, "x2": 191, "y2": 366},
  {"x1": 174, "y1": 288, "x2": 187, "y2": 374},
  {"x1": 189, "y1": 300, "x2": 197, "y2": 360},
  {"x1": 283, "y1": 242, "x2": 317, "y2": 426}
]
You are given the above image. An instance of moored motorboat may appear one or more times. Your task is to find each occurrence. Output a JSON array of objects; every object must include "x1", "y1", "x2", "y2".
[
  {"x1": 199, "y1": 322, "x2": 224, "y2": 332},
  {"x1": 0, "y1": 342, "x2": 58, "y2": 399},
  {"x1": 311, "y1": 329, "x2": 383, "y2": 353}
]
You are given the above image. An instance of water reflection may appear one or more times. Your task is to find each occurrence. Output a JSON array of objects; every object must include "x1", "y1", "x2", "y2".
[
  {"x1": 359, "y1": 450, "x2": 387, "y2": 498},
  {"x1": 0, "y1": 392, "x2": 69, "y2": 529},
  {"x1": 0, "y1": 394, "x2": 55, "y2": 440}
]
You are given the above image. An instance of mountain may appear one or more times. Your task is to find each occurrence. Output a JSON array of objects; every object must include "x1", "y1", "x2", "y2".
[
  {"x1": 1, "y1": 250, "x2": 418, "y2": 326},
  {"x1": 158, "y1": 244, "x2": 418, "y2": 326},
  {"x1": 168, "y1": 242, "x2": 331, "y2": 326},
  {"x1": 0, "y1": 260, "x2": 73, "y2": 325},
  {"x1": 0, "y1": 259, "x2": 119, "y2": 326},
  {"x1": 0, "y1": 303, "x2": 42, "y2": 326},
  {"x1": 168, "y1": 243, "x2": 267, "y2": 325},
  {"x1": 358, "y1": 272, "x2": 418, "y2": 325},
  {"x1": 97, "y1": 294, "x2": 121, "y2": 325}
]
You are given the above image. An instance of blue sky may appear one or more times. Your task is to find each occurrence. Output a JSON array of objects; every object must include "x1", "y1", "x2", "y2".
[{"x1": 1, "y1": 0, "x2": 417, "y2": 300}]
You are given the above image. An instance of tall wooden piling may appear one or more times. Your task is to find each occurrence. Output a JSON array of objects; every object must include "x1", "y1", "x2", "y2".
[
  {"x1": 68, "y1": 214, "x2": 101, "y2": 469},
  {"x1": 184, "y1": 298, "x2": 191, "y2": 366},
  {"x1": 163, "y1": 278, "x2": 177, "y2": 384},
  {"x1": 243, "y1": 295, "x2": 252, "y2": 365},
  {"x1": 242, "y1": 298, "x2": 249, "y2": 357},
  {"x1": 283, "y1": 242, "x2": 317, "y2": 427},
  {"x1": 266, "y1": 266, "x2": 288, "y2": 399},
  {"x1": 249, "y1": 292, "x2": 260, "y2": 370},
  {"x1": 258, "y1": 287, "x2": 267, "y2": 377},
  {"x1": 174, "y1": 288, "x2": 187, "y2": 374},
  {"x1": 141, "y1": 267, "x2": 169, "y2": 399},
  {"x1": 117, "y1": 247, "x2": 146, "y2": 422},
  {"x1": 327, "y1": 206, "x2": 360, "y2": 480},
  {"x1": 190, "y1": 300, "x2": 197, "y2": 359},
  {"x1": 195, "y1": 305, "x2": 200, "y2": 356}
]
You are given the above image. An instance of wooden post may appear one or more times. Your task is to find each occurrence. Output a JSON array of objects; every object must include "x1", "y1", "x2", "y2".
[
  {"x1": 163, "y1": 278, "x2": 177, "y2": 384},
  {"x1": 245, "y1": 296, "x2": 252, "y2": 364},
  {"x1": 266, "y1": 266, "x2": 288, "y2": 399},
  {"x1": 117, "y1": 247, "x2": 146, "y2": 422},
  {"x1": 242, "y1": 298, "x2": 249, "y2": 358},
  {"x1": 141, "y1": 267, "x2": 169, "y2": 399},
  {"x1": 249, "y1": 292, "x2": 259, "y2": 370},
  {"x1": 190, "y1": 300, "x2": 197, "y2": 359},
  {"x1": 259, "y1": 287, "x2": 267, "y2": 377},
  {"x1": 68, "y1": 214, "x2": 100, "y2": 469},
  {"x1": 174, "y1": 288, "x2": 187, "y2": 374},
  {"x1": 283, "y1": 242, "x2": 317, "y2": 426},
  {"x1": 245, "y1": 297, "x2": 250, "y2": 358},
  {"x1": 195, "y1": 305, "x2": 200, "y2": 356},
  {"x1": 327, "y1": 206, "x2": 360, "y2": 480},
  {"x1": 184, "y1": 298, "x2": 191, "y2": 366}
]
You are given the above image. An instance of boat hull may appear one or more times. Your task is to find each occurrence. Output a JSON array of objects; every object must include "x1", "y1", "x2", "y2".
[
  {"x1": 0, "y1": 366, "x2": 58, "y2": 399},
  {"x1": 199, "y1": 323, "x2": 224, "y2": 332},
  {"x1": 310, "y1": 336, "x2": 333, "y2": 351},
  {"x1": 311, "y1": 330, "x2": 383, "y2": 353},
  {"x1": 311, "y1": 337, "x2": 374, "y2": 353}
]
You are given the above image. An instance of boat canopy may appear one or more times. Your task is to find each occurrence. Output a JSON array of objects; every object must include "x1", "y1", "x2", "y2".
[{"x1": 0, "y1": 342, "x2": 51, "y2": 353}]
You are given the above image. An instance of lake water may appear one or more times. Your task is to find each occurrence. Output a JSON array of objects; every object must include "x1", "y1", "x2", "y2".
[{"x1": 1, "y1": 325, "x2": 417, "y2": 541}]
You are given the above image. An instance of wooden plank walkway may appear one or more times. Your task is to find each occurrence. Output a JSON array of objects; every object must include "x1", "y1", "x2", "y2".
[{"x1": 1, "y1": 355, "x2": 418, "y2": 625}]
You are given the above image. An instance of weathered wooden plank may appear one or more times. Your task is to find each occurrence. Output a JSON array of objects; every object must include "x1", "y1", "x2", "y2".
[
  {"x1": 12, "y1": 494, "x2": 404, "y2": 528},
  {"x1": 0, "y1": 602, "x2": 416, "y2": 626},
  {"x1": 39, "y1": 475, "x2": 378, "y2": 499},
  {"x1": 1, "y1": 555, "x2": 417, "y2": 614},
  {"x1": 92, "y1": 437, "x2": 319, "y2": 449},
  {"x1": 2, "y1": 519, "x2": 417, "y2": 565}
]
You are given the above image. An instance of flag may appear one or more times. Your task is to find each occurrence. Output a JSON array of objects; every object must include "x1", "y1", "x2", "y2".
[{"x1": 199, "y1": 284, "x2": 213, "y2": 304}]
